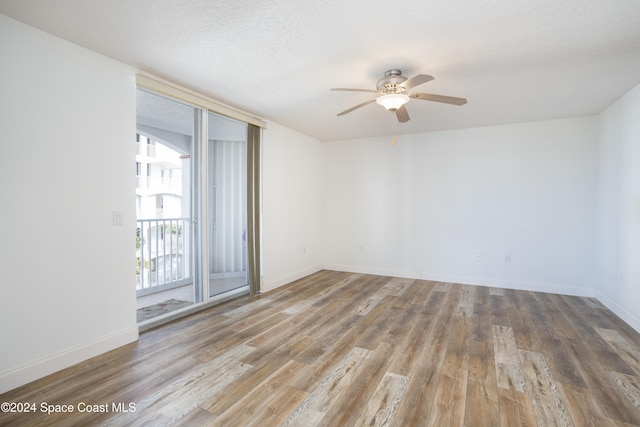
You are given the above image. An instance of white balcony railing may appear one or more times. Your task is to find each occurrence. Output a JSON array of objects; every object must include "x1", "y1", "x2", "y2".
[{"x1": 137, "y1": 217, "x2": 191, "y2": 296}]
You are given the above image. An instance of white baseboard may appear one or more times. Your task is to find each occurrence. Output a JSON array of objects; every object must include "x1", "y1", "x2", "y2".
[
  {"x1": 0, "y1": 327, "x2": 139, "y2": 394},
  {"x1": 595, "y1": 289, "x2": 640, "y2": 333},
  {"x1": 263, "y1": 265, "x2": 324, "y2": 292},
  {"x1": 323, "y1": 264, "x2": 595, "y2": 297},
  {"x1": 322, "y1": 263, "x2": 421, "y2": 281},
  {"x1": 418, "y1": 271, "x2": 596, "y2": 298}
]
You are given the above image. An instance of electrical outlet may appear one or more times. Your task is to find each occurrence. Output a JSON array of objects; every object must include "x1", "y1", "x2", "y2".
[{"x1": 504, "y1": 254, "x2": 511, "y2": 263}]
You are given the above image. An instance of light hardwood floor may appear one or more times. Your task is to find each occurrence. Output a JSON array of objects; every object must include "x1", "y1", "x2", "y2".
[{"x1": 2, "y1": 270, "x2": 640, "y2": 426}]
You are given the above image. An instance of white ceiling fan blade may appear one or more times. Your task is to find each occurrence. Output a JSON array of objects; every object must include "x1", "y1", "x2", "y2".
[
  {"x1": 410, "y1": 92, "x2": 467, "y2": 105},
  {"x1": 402, "y1": 74, "x2": 434, "y2": 90},
  {"x1": 331, "y1": 88, "x2": 377, "y2": 93},
  {"x1": 395, "y1": 105, "x2": 410, "y2": 122},
  {"x1": 337, "y1": 99, "x2": 377, "y2": 116}
]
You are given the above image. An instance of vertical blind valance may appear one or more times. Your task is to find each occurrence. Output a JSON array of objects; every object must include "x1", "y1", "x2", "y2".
[{"x1": 136, "y1": 74, "x2": 267, "y2": 129}]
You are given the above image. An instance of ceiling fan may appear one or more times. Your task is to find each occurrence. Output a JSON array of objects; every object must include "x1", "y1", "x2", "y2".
[{"x1": 332, "y1": 69, "x2": 467, "y2": 123}]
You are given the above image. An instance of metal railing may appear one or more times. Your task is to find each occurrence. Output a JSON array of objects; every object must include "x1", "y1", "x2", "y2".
[{"x1": 136, "y1": 217, "x2": 191, "y2": 296}]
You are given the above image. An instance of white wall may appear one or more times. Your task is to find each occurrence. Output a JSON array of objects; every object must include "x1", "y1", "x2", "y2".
[
  {"x1": 324, "y1": 117, "x2": 599, "y2": 296},
  {"x1": 596, "y1": 83, "x2": 640, "y2": 331},
  {"x1": 262, "y1": 122, "x2": 325, "y2": 291},
  {"x1": 0, "y1": 15, "x2": 138, "y2": 393}
]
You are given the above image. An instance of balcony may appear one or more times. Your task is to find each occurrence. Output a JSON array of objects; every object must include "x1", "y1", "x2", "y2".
[
  {"x1": 136, "y1": 217, "x2": 194, "y2": 322},
  {"x1": 136, "y1": 217, "x2": 193, "y2": 295}
]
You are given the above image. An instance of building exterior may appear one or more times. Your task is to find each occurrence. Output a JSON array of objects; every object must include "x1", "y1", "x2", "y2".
[{"x1": 135, "y1": 134, "x2": 192, "y2": 294}]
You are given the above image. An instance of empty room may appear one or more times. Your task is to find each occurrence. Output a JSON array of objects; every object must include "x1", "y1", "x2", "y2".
[{"x1": 1, "y1": 1, "x2": 640, "y2": 425}]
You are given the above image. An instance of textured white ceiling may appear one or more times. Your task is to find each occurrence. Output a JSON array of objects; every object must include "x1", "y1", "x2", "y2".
[{"x1": 2, "y1": 0, "x2": 640, "y2": 141}]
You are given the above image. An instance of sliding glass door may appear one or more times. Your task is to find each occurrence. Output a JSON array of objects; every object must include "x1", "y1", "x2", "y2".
[
  {"x1": 207, "y1": 112, "x2": 249, "y2": 297},
  {"x1": 135, "y1": 87, "x2": 251, "y2": 323}
]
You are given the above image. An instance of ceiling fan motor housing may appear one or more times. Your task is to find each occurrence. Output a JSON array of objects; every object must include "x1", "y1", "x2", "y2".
[{"x1": 376, "y1": 69, "x2": 408, "y2": 93}]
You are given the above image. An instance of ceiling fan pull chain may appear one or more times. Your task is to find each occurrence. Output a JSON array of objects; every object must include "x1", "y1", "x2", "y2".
[{"x1": 391, "y1": 111, "x2": 398, "y2": 147}]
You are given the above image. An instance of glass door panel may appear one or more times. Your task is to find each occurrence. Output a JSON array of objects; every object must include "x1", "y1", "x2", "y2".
[
  {"x1": 135, "y1": 88, "x2": 202, "y2": 322},
  {"x1": 207, "y1": 112, "x2": 248, "y2": 297}
]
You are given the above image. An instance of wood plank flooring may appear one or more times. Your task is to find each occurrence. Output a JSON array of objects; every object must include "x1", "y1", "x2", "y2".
[{"x1": 2, "y1": 270, "x2": 640, "y2": 426}]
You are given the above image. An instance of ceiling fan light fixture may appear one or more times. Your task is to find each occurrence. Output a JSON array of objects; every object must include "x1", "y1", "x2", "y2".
[{"x1": 376, "y1": 93, "x2": 410, "y2": 111}]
